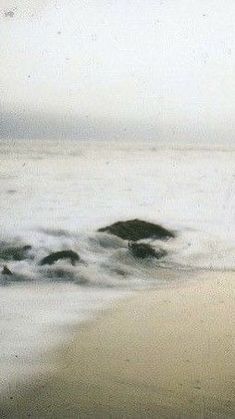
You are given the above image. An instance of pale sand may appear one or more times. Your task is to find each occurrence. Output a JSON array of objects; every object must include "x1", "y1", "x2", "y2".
[{"x1": 1, "y1": 272, "x2": 234, "y2": 418}]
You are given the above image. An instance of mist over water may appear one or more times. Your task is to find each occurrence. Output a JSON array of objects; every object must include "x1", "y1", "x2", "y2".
[{"x1": 1, "y1": 1, "x2": 235, "y2": 145}]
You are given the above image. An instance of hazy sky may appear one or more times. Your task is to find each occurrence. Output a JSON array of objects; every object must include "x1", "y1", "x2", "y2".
[{"x1": 1, "y1": 0, "x2": 235, "y2": 143}]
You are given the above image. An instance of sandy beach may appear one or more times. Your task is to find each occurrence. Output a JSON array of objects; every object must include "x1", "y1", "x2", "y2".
[{"x1": 1, "y1": 271, "x2": 234, "y2": 418}]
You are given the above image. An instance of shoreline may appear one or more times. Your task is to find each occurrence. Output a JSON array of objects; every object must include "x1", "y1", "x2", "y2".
[{"x1": 1, "y1": 271, "x2": 234, "y2": 418}]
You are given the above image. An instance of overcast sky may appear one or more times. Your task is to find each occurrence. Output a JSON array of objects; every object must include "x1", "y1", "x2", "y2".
[{"x1": 1, "y1": 0, "x2": 235, "y2": 143}]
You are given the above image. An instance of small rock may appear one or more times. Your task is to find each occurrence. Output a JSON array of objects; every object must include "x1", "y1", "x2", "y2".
[
  {"x1": 128, "y1": 242, "x2": 167, "y2": 259},
  {"x1": 2, "y1": 266, "x2": 13, "y2": 275},
  {"x1": 39, "y1": 250, "x2": 80, "y2": 266},
  {"x1": 0, "y1": 244, "x2": 32, "y2": 262}
]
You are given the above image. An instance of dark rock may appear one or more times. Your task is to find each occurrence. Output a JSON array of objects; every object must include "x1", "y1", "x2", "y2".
[
  {"x1": 2, "y1": 266, "x2": 13, "y2": 275},
  {"x1": 0, "y1": 245, "x2": 32, "y2": 261},
  {"x1": 128, "y1": 242, "x2": 167, "y2": 259},
  {"x1": 39, "y1": 250, "x2": 80, "y2": 266},
  {"x1": 98, "y1": 219, "x2": 175, "y2": 241}
]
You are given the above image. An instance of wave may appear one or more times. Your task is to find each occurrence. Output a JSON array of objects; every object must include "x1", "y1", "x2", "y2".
[{"x1": 1, "y1": 224, "x2": 234, "y2": 289}]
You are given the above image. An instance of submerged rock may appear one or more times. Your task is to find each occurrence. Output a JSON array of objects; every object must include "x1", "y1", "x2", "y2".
[
  {"x1": 0, "y1": 244, "x2": 32, "y2": 262},
  {"x1": 45, "y1": 268, "x2": 76, "y2": 281},
  {"x1": 2, "y1": 265, "x2": 13, "y2": 275},
  {"x1": 39, "y1": 250, "x2": 80, "y2": 266},
  {"x1": 128, "y1": 242, "x2": 167, "y2": 259},
  {"x1": 98, "y1": 219, "x2": 175, "y2": 241}
]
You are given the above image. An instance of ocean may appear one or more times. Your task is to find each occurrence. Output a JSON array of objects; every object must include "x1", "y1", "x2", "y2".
[{"x1": 0, "y1": 139, "x2": 234, "y2": 391}]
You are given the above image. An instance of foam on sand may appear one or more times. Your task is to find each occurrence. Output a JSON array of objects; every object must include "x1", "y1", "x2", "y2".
[{"x1": 1, "y1": 271, "x2": 234, "y2": 418}]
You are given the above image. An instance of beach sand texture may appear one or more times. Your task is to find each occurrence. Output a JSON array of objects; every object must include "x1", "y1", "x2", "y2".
[{"x1": 1, "y1": 271, "x2": 234, "y2": 418}]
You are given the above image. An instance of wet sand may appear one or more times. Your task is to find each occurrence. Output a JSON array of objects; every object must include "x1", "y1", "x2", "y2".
[{"x1": 1, "y1": 271, "x2": 235, "y2": 418}]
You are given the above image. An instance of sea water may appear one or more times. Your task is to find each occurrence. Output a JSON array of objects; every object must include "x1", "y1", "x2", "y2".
[{"x1": 0, "y1": 139, "x2": 234, "y2": 391}]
